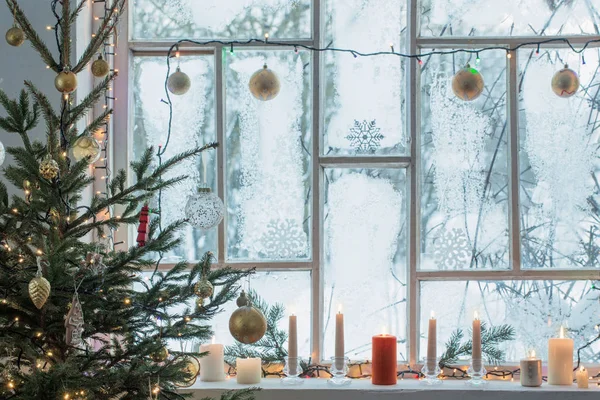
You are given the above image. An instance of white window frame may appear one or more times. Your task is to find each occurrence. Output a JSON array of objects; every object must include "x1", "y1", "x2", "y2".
[{"x1": 111, "y1": 0, "x2": 600, "y2": 366}]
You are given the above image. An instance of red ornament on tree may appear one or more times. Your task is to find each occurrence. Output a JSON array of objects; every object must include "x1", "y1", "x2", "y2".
[{"x1": 137, "y1": 204, "x2": 150, "y2": 247}]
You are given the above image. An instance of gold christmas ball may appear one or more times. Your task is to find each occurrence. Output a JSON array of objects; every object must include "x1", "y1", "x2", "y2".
[
  {"x1": 236, "y1": 290, "x2": 250, "y2": 307},
  {"x1": 194, "y1": 279, "x2": 213, "y2": 299},
  {"x1": 91, "y1": 55, "x2": 110, "y2": 78},
  {"x1": 150, "y1": 345, "x2": 169, "y2": 362},
  {"x1": 29, "y1": 275, "x2": 51, "y2": 309},
  {"x1": 551, "y1": 65, "x2": 579, "y2": 98},
  {"x1": 55, "y1": 71, "x2": 78, "y2": 93},
  {"x1": 452, "y1": 64, "x2": 484, "y2": 101},
  {"x1": 39, "y1": 155, "x2": 59, "y2": 180},
  {"x1": 174, "y1": 355, "x2": 200, "y2": 387},
  {"x1": 6, "y1": 26, "x2": 25, "y2": 47},
  {"x1": 249, "y1": 64, "x2": 280, "y2": 101},
  {"x1": 71, "y1": 136, "x2": 101, "y2": 163},
  {"x1": 167, "y1": 67, "x2": 191, "y2": 95},
  {"x1": 229, "y1": 295, "x2": 267, "y2": 344}
]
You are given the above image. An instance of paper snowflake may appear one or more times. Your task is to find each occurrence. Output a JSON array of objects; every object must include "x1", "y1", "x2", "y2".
[
  {"x1": 346, "y1": 120, "x2": 385, "y2": 154},
  {"x1": 260, "y1": 219, "x2": 308, "y2": 260},
  {"x1": 432, "y1": 227, "x2": 470, "y2": 270}
]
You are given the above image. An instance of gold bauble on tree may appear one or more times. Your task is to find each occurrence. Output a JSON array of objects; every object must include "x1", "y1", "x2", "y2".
[
  {"x1": 167, "y1": 66, "x2": 191, "y2": 95},
  {"x1": 39, "y1": 154, "x2": 59, "y2": 180},
  {"x1": 452, "y1": 63, "x2": 484, "y2": 101},
  {"x1": 91, "y1": 54, "x2": 110, "y2": 78},
  {"x1": 55, "y1": 70, "x2": 78, "y2": 93},
  {"x1": 150, "y1": 345, "x2": 169, "y2": 362},
  {"x1": 174, "y1": 355, "x2": 200, "y2": 387},
  {"x1": 249, "y1": 64, "x2": 280, "y2": 101},
  {"x1": 194, "y1": 279, "x2": 213, "y2": 299},
  {"x1": 228, "y1": 290, "x2": 267, "y2": 344},
  {"x1": 5, "y1": 26, "x2": 25, "y2": 47},
  {"x1": 71, "y1": 136, "x2": 101, "y2": 163},
  {"x1": 29, "y1": 258, "x2": 51, "y2": 309},
  {"x1": 551, "y1": 64, "x2": 579, "y2": 98}
]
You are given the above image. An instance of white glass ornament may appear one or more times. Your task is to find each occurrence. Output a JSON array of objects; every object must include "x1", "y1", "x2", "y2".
[
  {"x1": 167, "y1": 66, "x2": 191, "y2": 95},
  {"x1": 71, "y1": 136, "x2": 101, "y2": 163},
  {"x1": 185, "y1": 188, "x2": 225, "y2": 230},
  {"x1": 0, "y1": 140, "x2": 5, "y2": 166}
]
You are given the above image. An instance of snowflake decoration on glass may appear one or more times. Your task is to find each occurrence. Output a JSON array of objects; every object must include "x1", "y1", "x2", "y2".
[
  {"x1": 432, "y1": 227, "x2": 470, "y2": 270},
  {"x1": 346, "y1": 120, "x2": 384, "y2": 154},
  {"x1": 260, "y1": 218, "x2": 308, "y2": 260}
]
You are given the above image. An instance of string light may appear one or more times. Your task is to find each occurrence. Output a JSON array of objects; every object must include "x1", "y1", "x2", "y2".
[
  {"x1": 506, "y1": 50, "x2": 512, "y2": 59},
  {"x1": 389, "y1": 42, "x2": 394, "y2": 53},
  {"x1": 536, "y1": 44, "x2": 540, "y2": 55}
]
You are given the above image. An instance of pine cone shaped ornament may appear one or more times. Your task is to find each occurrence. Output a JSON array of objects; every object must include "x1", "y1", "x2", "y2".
[{"x1": 29, "y1": 257, "x2": 51, "y2": 309}]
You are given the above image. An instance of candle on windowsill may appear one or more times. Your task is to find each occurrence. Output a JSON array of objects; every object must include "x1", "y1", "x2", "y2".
[
  {"x1": 199, "y1": 336, "x2": 225, "y2": 382},
  {"x1": 576, "y1": 366, "x2": 589, "y2": 389},
  {"x1": 288, "y1": 313, "x2": 298, "y2": 374},
  {"x1": 472, "y1": 311, "x2": 482, "y2": 372},
  {"x1": 520, "y1": 350, "x2": 542, "y2": 387},
  {"x1": 426, "y1": 310, "x2": 437, "y2": 373},
  {"x1": 236, "y1": 357, "x2": 262, "y2": 384},
  {"x1": 548, "y1": 326, "x2": 573, "y2": 385},
  {"x1": 372, "y1": 326, "x2": 397, "y2": 385},
  {"x1": 335, "y1": 304, "x2": 345, "y2": 370}
]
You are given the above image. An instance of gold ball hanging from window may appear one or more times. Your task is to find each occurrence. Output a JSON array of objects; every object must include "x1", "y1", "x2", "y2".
[
  {"x1": 452, "y1": 64, "x2": 484, "y2": 101},
  {"x1": 55, "y1": 70, "x2": 78, "y2": 93},
  {"x1": 194, "y1": 279, "x2": 213, "y2": 299},
  {"x1": 91, "y1": 55, "x2": 110, "y2": 78},
  {"x1": 71, "y1": 136, "x2": 101, "y2": 163},
  {"x1": 5, "y1": 26, "x2": 25, "y2": 47},
  {"x1": 551, "y1": 64, "x2": 579, "y2": 98},
  {"x1": 229, "y1": 290, "x2": 267, "y2": 344},
  {"x1": 167, "y1": 66, "x2": 191, "y2": 95},
  {"x1": 249, "y1": 64, "x2": 280, "y2": 101},
  {"x1": 39, "y1": 155, "x2": 59, "y2": 180}
]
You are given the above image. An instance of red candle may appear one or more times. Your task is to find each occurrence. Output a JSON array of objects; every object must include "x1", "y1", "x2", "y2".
[{"x1": 372, "y1": 333, "x2": 397, "y2": 385}]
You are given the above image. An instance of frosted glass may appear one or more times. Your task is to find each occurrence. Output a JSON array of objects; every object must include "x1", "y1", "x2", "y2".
[
  {"x1": 420, "y1": 50, "x2": 509, "y2": 270},
  {"x1": 132, "y1": 0, "x2": 311, "y2": 40},
  {"x1": 322, "y1": 0, "x2": 407, "y2": 156},
  {"x1": 225, "y1": 50, "x2": 311, "y2": 261},
  {"x1": 420, "y1": 0, "x2": 599, "y2": 37},
  {"x1": 323, "y1": 168, "x2": 407, "y2": 361},
  {"x1": 131, "y1": 56, "x2": 217, "y2": 262},
  {"x1": 420, "y1": 280, "x2": 600, "y2": 363},
  {"x1": 519, "y1": 49, "x2": 600, "y2": 269}
]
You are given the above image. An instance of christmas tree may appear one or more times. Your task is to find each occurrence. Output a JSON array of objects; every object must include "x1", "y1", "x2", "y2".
[{"x1": 0, "y1": 0, "x2": 254, "y2": 398}]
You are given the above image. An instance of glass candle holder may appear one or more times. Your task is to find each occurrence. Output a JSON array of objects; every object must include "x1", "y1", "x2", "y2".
[
  {"x1": 420, "y1": 360, "x2": 442, "y2": 386},
  {"x1": 328, "y1": 357, "x2": 351, "y2": 386},
  {"x1": 465, "y1": 361, "x2": 487, "y2": 387},
  {"x1": 281, "y1": 356, "x2": 304, "y2": 386}
]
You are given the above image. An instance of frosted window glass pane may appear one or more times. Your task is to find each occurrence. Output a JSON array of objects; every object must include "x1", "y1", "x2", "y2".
[
  {"x1": 322, "y1": 0, "x2": 407, "y2": 156},
  {"x1": 420, "y1": 0, "x2": 599, "y2": 36},
  {"x1": 132, "y1": 56, "x2": 217, "y2": 262},
  {"x1": 225, "y1": 51, "x2": 311, "y2": 261},
  {"x1": 420, "y1": 280, "x2": 599, "y2": 363},
  {"x1": 323, "y1": 168, "x2": 407, "y2": 361},
  {"x1": 132, "y1": 0, "x2": 311, "y2": 40},
  {"x1": 420, "y1": 51, "x2": 509, "y2": 270},
  {"x1": 519, "y1": 50, "x2": 600, "y2": 269}
]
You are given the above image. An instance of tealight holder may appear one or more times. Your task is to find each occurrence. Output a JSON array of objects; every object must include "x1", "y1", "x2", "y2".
[
  {"x1": 420, "y1": 359, "x2": 442, "y2": 386},
  {"x1": 328, "y1": 357, "x2": 351, "y2": 386},
  {"x1": 281, "y1": 356, "x2": 304, "y2": 386},
  {"x1": 466, "y1": 361, "x2": 487, "y2": 387}
]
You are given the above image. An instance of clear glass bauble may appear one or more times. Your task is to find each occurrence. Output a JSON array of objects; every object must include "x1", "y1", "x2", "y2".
[
  {"x1": 71, "y1": 136, "x2": 101, "y2": 163},
  {"x1": 185, "y1": 188, "x2": 225, "y2": 230}
]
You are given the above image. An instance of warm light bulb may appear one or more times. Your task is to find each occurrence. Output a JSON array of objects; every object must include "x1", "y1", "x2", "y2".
[
  {"x1": 264, "y1": 33, "x2": 270, "y2": 40},
  {"x1": 506, "y1": 51, "x2": 512, "y2": 59}
]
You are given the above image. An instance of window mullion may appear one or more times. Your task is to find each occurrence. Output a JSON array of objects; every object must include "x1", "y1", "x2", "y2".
[
  {"x1": 215, "y1": 45, "x2": 226, "y2": 265},
  {"x1": 507, "y1": 48, "x2": 521, "y2": 271}
]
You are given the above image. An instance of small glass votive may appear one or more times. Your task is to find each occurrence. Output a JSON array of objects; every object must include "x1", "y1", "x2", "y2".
[
  {"x1": 281, "y1": 356, "x2": 304, "y2": 386},
  {"x1": 420, "y1": 359, "x2": 442, "y2": 385},
  {"x1": 328, "y1": 357, "x2": 351, "y2": 386},
  {"x1": 465, "y1": 360, "x2": 487, "y2": 386}
]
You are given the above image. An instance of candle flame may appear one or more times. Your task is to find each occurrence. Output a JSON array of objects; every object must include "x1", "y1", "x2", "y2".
[
  {"x1": 474, "y1": 311, "x2": 479, "y2": 320},
  {"x1": 580, "y1": 366, "x2": 586, "y2": 372},
  {"x1": 211, "y1": 335, "x2": 216, "y2": 345},
  {"x1": 338, "y1": 304, "x2": 343, "y2": 314},
  {"x1": 381, "y1": 326, "x2": 388, "y2": 335},
  {"x1": 559, "y1": 326, "x2": 565, "y2": 339},
  {"x1": 529, "y1": 350, "x2": 536, "y2": 358},
  {"x1": 430, "y1": 310, "x2": 435, "y2": 319}
]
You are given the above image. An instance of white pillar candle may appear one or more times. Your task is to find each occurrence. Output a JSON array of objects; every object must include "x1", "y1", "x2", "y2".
[
  {"x1": 199, "y1": 337, "x2": 225, "y2": 382},
  {"x1": 288, "y1": 314, "x2": 298, "y2": 374},
  {"x1": 576, "y1": 366, "x2": 588, "y2": 389},
  {"x1": 472, "y1": 311, "x2": 482, "y2": 371},
  {"x1": 335, "y1": 305, "x2": 344, "y2": 370},
  {"x1": 426, "y1": 310, "x2": 437, "y2": 372},
  {"x1": 236, "y1": 357, "x2": 262, "y2": 384},
  {"x1": 548, "y1": 326, "x2": 574, "y2": 385},
  {"x1": 520, "y1": 350, "x2": 542, "y2": 387}
]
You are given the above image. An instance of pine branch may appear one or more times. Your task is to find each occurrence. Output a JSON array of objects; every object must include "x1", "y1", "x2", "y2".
[
  {"x1": 80, "y1": 108, "x2": 112, "y2": 138},
  {"x1": 67, "y1": 74, "x2": 117, "y2": 126}
]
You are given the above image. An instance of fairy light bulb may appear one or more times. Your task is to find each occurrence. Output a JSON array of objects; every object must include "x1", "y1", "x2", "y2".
[{"x1": 506, "y1": 50, "x2": 512, "y2": 59}]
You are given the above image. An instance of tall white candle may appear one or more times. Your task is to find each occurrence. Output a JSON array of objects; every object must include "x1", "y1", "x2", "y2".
[
  {"x1": 472, "y1": 311, "x2": 482, "y2": 371},
  {"x1": 288, "y1": 314, "x2": 298, "y2": 374},
  {"x1": 548, "y1": 326, "x2": 574, "y2": 385},
  {"x1": 335, "y1": 305, "x2": 344, "y2": 369},
  {"x1": 576, "y1": 366, "x2": 588, "y2": 389},
  {"x1": 199, "y1": 336, "x2": 225, "y2": 382},
  {"x1": 236, "y1": 357, "x2": 262, "y2": 384},
  {"x1": 427, "y1": 310, "x2": 437, "y2": 372}
]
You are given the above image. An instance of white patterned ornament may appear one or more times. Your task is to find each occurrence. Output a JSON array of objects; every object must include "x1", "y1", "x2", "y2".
[
  {"x1": 452, "y1": 64, "x2": 484, "y2": 101},
  {"x1": 0, "y1": 140, "x2": 5, "y2": 166},
  {"x1": 185, "y1": 188, "x2": 225, "y2": 230},
  {"x1": 551, "y1": 64, "x2": 579, "y2": 98},
  {"x1": 72, "y1": 136, "x2": 101, "y2": 163},
  {"x1": 65, "y1": 292, "x2": 84, "y2": 350}
]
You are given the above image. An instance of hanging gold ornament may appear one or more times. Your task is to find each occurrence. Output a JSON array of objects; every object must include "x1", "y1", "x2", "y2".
[
  {"x1": 194, "y1": 279, "x2": 213, "y2": 299},
  {"x1": 249, "y1": 64, "x2": 280, "y2": 101},
  {"x1": 5, "y1": 26, "x2": 25, "y2": 47},
  {"x1": 228, "y1": 290, "x2": 267, "y2": 344},
  {"x1": 167, "y1": 66, "x2": 191, "y2": 95},
  {"x1": 551, "y1": 64, "x2": 579, "y2": 98},
  {"x1": 196, "y1": 297, "x2": 205, "y2": 310},
  {"x1": 29, "y1": 258, "x2": 51, "y2": 309},
  {"x1": 150, "y1": 345, "x2": 169, "y2": 362},
  {"x1": 174, "y1": 355, "x2": 200, "y2": 387},
  {"x1": 39, "y1": 154, "x2": 59, "y2": 180},
  {"x1": 55, "y1": 70, "x2": 78, "y2": 93},
  {"x1": 71, "y1": 136, "x2": 101, "y2": 163},
  {"x1": 91, "y1": 54, "x2": 110, "y2": 78},
  {"x1": 452, "y1": 63, "x2": 484, "y2": 101}
]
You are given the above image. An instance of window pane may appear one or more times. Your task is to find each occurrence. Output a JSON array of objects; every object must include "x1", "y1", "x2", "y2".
[
  {"x1": 132, "y1": 56, "x2": 217, "y2": 262},
  {"x1": 420, "y1": 51, "x2": 509, "y2": 270},
  {"x1": 519, "y1": 50, "x2": 600, "y2": 269},
  {"x1": 420, "y1": 0, "x2": 599, "y2": 37},
  {"x1": 323, "y1": 168, "x2": 407, "y2": 361},
  {"x1": 420, "y1": 280, "x2": 599, "y2": 363},
  {"x1": 225, "y1": 50, "x2": 311, "y2": 261},
  {"x1": 322, "y1": 0, "x2": 407, "y2": 156},
  {"x1": 131, "y1": 0, "x2": 311, "y2": 40}
]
